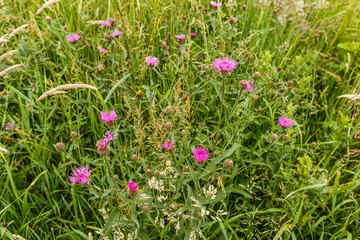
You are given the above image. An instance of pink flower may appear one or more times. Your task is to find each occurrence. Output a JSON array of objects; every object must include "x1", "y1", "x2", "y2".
[
  {"x1": 278, "y1": 116, "x2": 293, "y2": 128},
  {"x1": 100, "y1": 48, "x2": 106, "y2": 54},
  {"x1": 96, "y1": 139, "x2": 108, "y2": 150},
  {"x1": 183, "y1": 94, "x2": 188, "y2": 100},
  {"x1": 100, "y1": 110, "x2": 117, "y2": 123},
  {"x1": 111, "y1": 30, "x2": 122, "y2": 38},
  {"x1": 128, "y1": 181, "x2": 138, "y2": 191},
  {"x1": 5, "y1": 120, "x2": 15, "y2": 130},
  {"x1": 163, "y1": 140, "x2": 176, "y2": 150},
  {"x1": 192, "y1": 147, "x2": 210, "y2": 162},
  {"x1": 66, "y1": 33, "x2": 81, "y2": 43},
  {"x1": 69, "y1": 166, "x2": 91, "y2": 186},
  {"x1": 191, "y1": 33, "x2": 196, "y2": 39},
  {"x1": 102, "y1": 18, "x2": 115, "y2": 27},
  {"x1": 162, "y1": 41, "x2": 167, "y2": 46},
  {"x1": 210, "y1": 1, "x2": 222, "y2": 8},
  {"x1": 246, "y1": 81, "x2": 257, "y2": 91},
  {"x1": 106, "y1": 34, "x2": 110, "y2": 40},
  {"x1": 103, "y1": 131, "x2": 118, "y2": 142},
  {"x1": 145, "y1": 56, "x2": 159, "y2": 67},
  {"x1": 175, "y1": 34, "x2": 186, "y2": 40},
  {"x1": 213, "y1": 57, "x2": 238, "y2": 75}
]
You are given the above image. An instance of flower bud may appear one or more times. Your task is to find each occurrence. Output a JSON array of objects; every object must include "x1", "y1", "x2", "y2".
[
  {"x1": 182, "y1": 165, "x2": 190, "y2": 173},
  {"x1": 136, "y1": 91, "x2": 142, "y2": 98},
  {"x1": 165, "y1": 106, "x2": 173, "y2": 115},
  {"x1": 143, "y1": 206, "x2": 150, "y2": 213},
  {"x1": 113, "y1": 175, "x2": 119, "y2": 180},
  {"x1": 154, "y1": 170, "x2": 160, "y2": 177},
  {"x1": 238, "y1": 80, "x2": 248, "y2": 90},
  {"x1": 276, "y1": 67, "x2": 282, "y2": 72},
  {"x1": 252, "y1": 72, "x2": 260, "y2": 79},
  {"x1": 288, "y1": 81, "x2": 293, "y2": 87},
  {"x1": 70, "y1": 131, "x2": 78, "y2": 138},
  {"x1": 55, "y1": 142, "x2": 65, "y2": 152},
  {"x1": 165, "y1": 122, "x2": 173, "y2": 130},
  {"x1": 131, "y1": 154, "x2": 138, "y2": 161},
  {"x1": 181, "y1": 130, "x2": 186, "y2": 136},
  {"x1": 45, "y1": 16, "x2": 52, "y2": 22},
  {"x1": 2, "y1": 222, "x2": 8, "y2": 228},
  {"x1": 145, "y1": 169, "x2": 152, "y2": 176},
  {"x1": 283, "y1": 134, "x2": 290, "y2": 141},
  {"x1": 159, "y1": 155, "x2": 164, "y2": 161},
  {"x1": 224, "y1": 159, "x2": 233, "y2": 169},
  {"x1": 311, "y1": 142, "x2": 317, "y2": 148},
  {"x1": 270, "y1": 133, "x2": 278, "y2": 141},
  {"x1": 242, "y1": 5, "x2": 247, "y2": 10}
]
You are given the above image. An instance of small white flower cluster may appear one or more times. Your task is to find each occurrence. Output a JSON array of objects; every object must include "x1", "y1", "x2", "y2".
[
  {"x1": 203, "y1": 184, "x2": 217, "y2": 199},
  {"x1": 148, "y1": 176, "x2": 165, "y2": 192},
  {"x1": 225, "y1": 0, "x2": 238, "y2": 11}
]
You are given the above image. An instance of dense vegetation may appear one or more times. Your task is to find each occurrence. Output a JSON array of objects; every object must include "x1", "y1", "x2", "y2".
[{"x1": 1, "y1": 0, "x2": 360, "y2": 239}]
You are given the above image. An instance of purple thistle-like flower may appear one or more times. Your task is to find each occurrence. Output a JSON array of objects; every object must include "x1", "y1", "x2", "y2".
[
  {"x1": 192, "y1": 147, "x2": 210, "y2": 162},
  {"x1": 213, "y1": 57, "x2": 238, "y2": 75},
  {"x1": 5, "y1": 120, "x2": 15, "y2": 131},
  {"x1": 96, "y1": 139, "x2": 108, "y2": 150},
  {"x1": 175, "y1": 34, "x2": 186, "y2": 40},
  {"x1": 66, "y1": 33, "x2": 81, "y2": 43},
  {"x1": 162, "y1": 41, "x2": 167, "y2": 46},
  {"x1": 278, "y1": 116, "x2": 293, "y2": 128},
  {"x1": 100, "y1": 110, "x2": 117, "y2": 123},
  {"x1": 162, "y1": 140, "x2": 176, "y2": 150},
  {"x1": 145, "y1": 56, "x2": 159, "y2": 67},
  {"x1": 111, "y1": 30, "x2": 122, "y2": 38},
  {"x1": 246, "y1": 80, "x2": 257, "y2": 91},
  {"x1": 128, "y1": 181, "x2": 138, "y2": 191},
  {"x1": 210, "y1": 1, "x2": 222, "y2": 7},
  {"x1": 100, "y1": 48, "x2": 106, "y2": 54},
  {"x1": 69, "y1": 166, "x2": 91, "y2": 186},
  {"x1": 102, "y1": 18, "x2": 115, "y2": 27},
  {"x1": 191, "y1": 33, "x2": 196, "y2": 38},
  {"x1": 103, "y1": 131, "x2": 118, "y2": 142}
]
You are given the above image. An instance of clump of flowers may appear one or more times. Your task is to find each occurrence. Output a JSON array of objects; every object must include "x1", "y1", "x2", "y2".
[
  {"x1": 278, "y1": 116, "x2": 293, "y2": 128},
  {"x1": 66, "y1": 33, "x2": 81, "y2": 43},
  {"x1": 213, "y1": 57, "x2": 238, "y2": 76},
  {"x1": 175, "y1": 34, "x2": 186, "y2": 45},
  {"x1": 128, "y1": 181, "x2": 138, "y2": 197},
  {"x1": 69, "y1": 166, "x2": 91, "y2": 186},
  {"x1": 245, "y1": 80, "x2": 257, "y2": 92},
  {"x1": 102, "y1": 18, "x2": 115, "y2": 27},
  {"x1": 145, "y1": 56, "x2": 159, "y2": 67},
  {"x1": 193, "y1": 147, "x2": 210, "y2": 165},
  {"x1": 210, "y1": 1, "x2": 222, "y2": 10},
  {"x1": 100, "y1": 110, "x2": 117, "y2": 127},
  {"x1": 5, "y1": 120, "x2": 15, "y2": 130},
  {"x1": 163, "y1": 140, "x2": 176, "y2": 151},
  {"x1": 111, "y1": 30, "x2": 122, "y2": 38}
]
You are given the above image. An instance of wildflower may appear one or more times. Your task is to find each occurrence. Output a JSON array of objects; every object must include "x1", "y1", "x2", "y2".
[
  {"x1": 230, "y1": 17, "x2": 237, "y2": 25},
  {"x1": 143, "y1": 206, "x2": 150, "y2": 213},
  {"x1": 181, "y1": 130, "x2": 186, "y2": 136},
  {"x1": 192, "y1": 147, "x2": 210, "y2": 165},
  {"x1": 175, "y1": 34, "x2": 185, "y2": 44},
  {"x1": 45, "y1": 16, "x2": 52, "y2": 22},
  {"x1": 162, "y1": 41, "x2": 167, "y2": 50},
  {"x1": 102, "y1": 18, "x2": 115, "y2": 27},
  {"x1": 165, "y1": 106, "x2": 173, "y2": 114},
  {"x1": 224, "y1": 159, "x2": 233, "y2": 169},
  {"x1": 55, "y1": 142, "x2": 65, "y2": 152},
  {"x1": 238, "y1": 80, "x2": 248, "y2": 90},
  {"x1": 270, "y1": 133, "x2": 278, "y2": 141},
  {"x1": 245, "y1": 80, "x2": 257, "y2": 91},
  {"x1": 100, "y1": 110, "x2": 117, "y2": 126},
  {"x1": 283, "y1": 134, "x2": 290, "y2": 141},
  {"x1": 191, "y1": 32, "x2": 196, "y2": 39},
  {"x1": 100, "y1": 48, "x2": 106, "y2": 54},
  {"x1": 164, "y1": 122, "x2": 173, "y2": 130},
  {"x1": 311, "y1": 142, "x2": 317, "y2": 148},
  {"x1": 154, "y1": 170, "x2": 160, "y2": 177},
  {"x1": 70, "y1": 131, "x2": 78, "y2": 138},
  {"x1": 5, "y1": 120, "x2": 15, "y2": 130},
  {"x1": 96, "y1": 139, "x2": 110, "y2": 156},
  {"x1": 66, "y1": 33, "x2": 81, "y2": 43},
  {"x1": 210, "y1": 1, "x2": 222, "y2": 9},
  {"x1": 111, "y1": 30, "x2": 122, "y2": 38},
  {"x1": 145, "y1": 169, "x2": 152, "y2": 176},
  {"x1": 203, "y1": 184, "x2": 217, "y2": 199},
  {"x1": 136, "y1": 91, "x2": 142, "y2": 98},
  {"x1": 128, "y1": 181, "x2": 138, "y2": 197},
  {"x1": 278, "y1": 116, "x2": 293, "y2": 128},
  {"x1": 252, "y1": 72, "x2": 261, "y2": 79},
  {"x1": 182, "y1": 165, "x2": 190, "y2": 172},
  {"x1": 212, "y1": 57, "x2": 238, "y2": 76},
  {"x1": 163, "y1": 140, "x2": 176, "y2": 150},
  {"x1": 145, "y1": 56, "x2": 159, "y2": 67},
  {"x1": 69, "y1": 166, "x2": 91, "y2": 186},
  {"x1": 183, "y1": 94, "x2": 188, "y2": 100},
  {"x1": 103, "y1": 130, "x2": 118, "y2": 142}
]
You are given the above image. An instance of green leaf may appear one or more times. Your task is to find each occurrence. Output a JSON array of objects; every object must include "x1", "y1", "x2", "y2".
[
  {"x1": 337, "y1": 42, "x2": 360, "y2": 52},
  {"x1": 104, "y1": 73, "x2": 131, "y2": 104}
]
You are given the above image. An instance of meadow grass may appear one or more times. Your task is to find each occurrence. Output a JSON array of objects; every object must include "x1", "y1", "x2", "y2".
[{"x1": 0, "y1": 0, "x2": 360, "y2": 239}]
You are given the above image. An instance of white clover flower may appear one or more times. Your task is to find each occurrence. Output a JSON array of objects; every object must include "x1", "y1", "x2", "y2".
[{"x1": 203, "y1": 184, "x2": 217, "y2": 199}]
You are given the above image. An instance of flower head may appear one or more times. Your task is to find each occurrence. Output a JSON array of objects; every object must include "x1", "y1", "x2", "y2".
[
  {"x1": 210, "y1": 1, "x2": 222, "y2": 7},
  {"x1": 102, "y1": 18, "x2": 115, "y2": 27},
  {"x1": 175, "y1": 34, "x2": 186, "y2": 40},
  {"x1": 96, "y1": 139, "x2": 108, "y2": 150},
  {"x1": 213, "y1": 57, "x2": 238, "y2": 75},
  {"x1": 145, "y1": 56, "x2": 159, "y2": 67},
  {"x1": 66, "y1": 33, "x2": 81, "y2": 43},
  {"x1": 103, "y1": 131, "x2": 118, "y2": 142},
  {"x1": 100, "y1": 48, "x2": 106, "y2": 54},
  {"x1": 162, "y1": 140, "x2": 176, "y2": 150},
  {"x1": 162, "y1": 41, "x2": 167, "y2": 46},
  {"x1": 69, "y1": 166, "x2": 91, "y2": 186},
  {"x1": 278, "y1": 116, "x2": 293, "y2": 128},
  {"x1": 100, "y1": 110, "x2": 117, "y2": 123},
  {"x1": 192, "y1": 147, "x2": 210, "y2": 163},
  {"x1": 5, "y1": 120, "x2": 15, "y2": 131},
  {"x1": 128, "y1": 181, "x2": 138, "y2": 191},
  {"x1": 111, "y1": 30, "x2": 122, "y2": 38},
  {"x1": 245, "y1": 80, "x2": 257, "y2": 91},
  {"x1": 191, "y1": 33, "x2": 196, "y2": 39}
]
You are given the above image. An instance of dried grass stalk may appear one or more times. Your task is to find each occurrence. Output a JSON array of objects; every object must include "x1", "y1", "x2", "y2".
[
  {"x1": 0, "y1": 64, "x2": 24, "y2": 77},
  {"x1": 87, "y1": 20, "x2": 104, "y2": 25},
  {"x1": 9, "y1": 24, "x2": 29, "y2": 38},
  {"x1": 37, "y1": 84, "x2": 98, "y2": 101},
  {"x1": 0, "y1": 50, "x2": 18, "y2": 62},
  {"x1": 36, "y1": 0, "x2": 61, "y2": 14},
  {"x1": 29, "y1": 11, "x2": 44, "y2": 44},
  {"x1": 0, "y1": 146, "x2": 8, "y2": 153},
  {"x1": 0, "y1": 35, "x2": 9, "y2": 44},
  {"x1": 338, "y1": 94, "x2": 360, "y2": 100}
]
